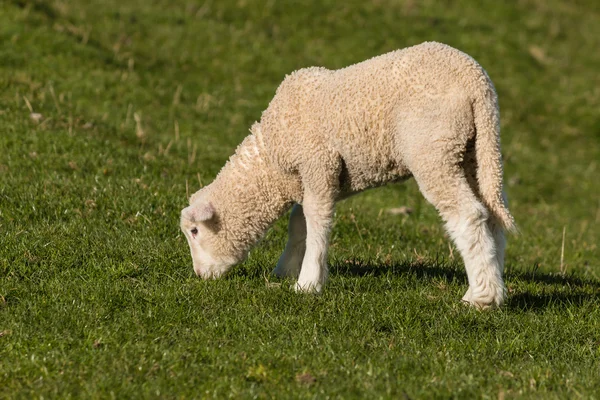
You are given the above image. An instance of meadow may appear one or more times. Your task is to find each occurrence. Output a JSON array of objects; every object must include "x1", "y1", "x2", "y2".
[{"x1": 1, "y1": 0, "x2": 599, "y2": 398}]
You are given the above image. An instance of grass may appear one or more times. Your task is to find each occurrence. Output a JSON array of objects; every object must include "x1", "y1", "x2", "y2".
[{"x1": 1, "y1": 0, "x2": 599, "y2": 398}]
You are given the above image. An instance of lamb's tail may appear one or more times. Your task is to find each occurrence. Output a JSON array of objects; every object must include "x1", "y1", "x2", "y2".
[{"x1": 472, "y1": 87, "x2": 517, "y2": 233}]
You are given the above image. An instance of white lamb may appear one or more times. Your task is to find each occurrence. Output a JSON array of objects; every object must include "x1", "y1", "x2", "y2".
[{"x1": 181, "y1": 41, "x2": 516, "y2": 308}]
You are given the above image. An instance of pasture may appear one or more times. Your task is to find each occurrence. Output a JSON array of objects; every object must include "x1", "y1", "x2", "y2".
[{"x1": 1, "y1": 0, "x2": 599, "y2": 397}]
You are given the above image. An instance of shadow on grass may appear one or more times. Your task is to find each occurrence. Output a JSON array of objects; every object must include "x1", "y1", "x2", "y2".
[
  {"x1": 505, "y1": 292, "x2": 598, "y2": 310},
  {"x1": 327, "y1": 259, "x2": 600, "y2": 310},
  {"x1": 233, "y1": 257, "x2": 600, "y2": 310},
  {"x1": 330, "y1": 258, "x2": 466, "y2": 281},
  {"x1": 504, "y1": 270, "x2": 599, "y2": 310}
]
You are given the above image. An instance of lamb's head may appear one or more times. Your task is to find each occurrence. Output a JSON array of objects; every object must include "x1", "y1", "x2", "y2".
[{"x1": 180, "y1": 198, "x2": 240, "y2": 279}]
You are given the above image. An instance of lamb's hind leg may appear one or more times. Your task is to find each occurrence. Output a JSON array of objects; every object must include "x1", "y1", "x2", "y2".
[
  {"x1": 273, "y1": 204, "x2": 306, "y2": 279},
  {"x1": 413, "y1": 167, "x2": 505, "y2": 308},
  {"x1": 452, "y1": 201, "x2": 506, "y2": 308},
  {"x1": 462, "y1": 143, "x2": 507, "y2": 302}
]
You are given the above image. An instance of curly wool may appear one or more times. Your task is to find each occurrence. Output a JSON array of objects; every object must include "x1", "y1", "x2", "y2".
[
  {"x1": 258, "y1": 42, "x2": 512, "y2": 228},
  {"x1": 183, "y1": 41, "x2": 515, "y2": 307}
]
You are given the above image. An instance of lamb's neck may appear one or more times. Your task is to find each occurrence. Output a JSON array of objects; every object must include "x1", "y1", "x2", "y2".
[{"x1": 216, "y1": 134, "x2": 301, "y2": 255}]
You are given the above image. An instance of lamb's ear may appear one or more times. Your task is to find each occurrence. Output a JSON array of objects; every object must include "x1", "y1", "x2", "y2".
[
  {"x1": 183, "y1": 202, "x2": 215, "y2": 223},
  {"x1": 196, "y1": 202, "x2": 215, "y2": 221}
]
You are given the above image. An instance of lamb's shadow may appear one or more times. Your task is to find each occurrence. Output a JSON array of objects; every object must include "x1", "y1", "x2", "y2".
[
  {"x1": 329, "y1": 259, "x2": 600, "y2": 311},
  {"x1": 330, "y1": 258, "x2": 467, "y2": 281},
  {"x1": 502, "y1": 270, "x2": 600, "y2": 310}
]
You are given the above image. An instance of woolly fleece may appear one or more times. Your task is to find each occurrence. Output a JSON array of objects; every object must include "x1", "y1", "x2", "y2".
[{"x1": 181, "y1": 41, "x2": 515, "y2": 308}]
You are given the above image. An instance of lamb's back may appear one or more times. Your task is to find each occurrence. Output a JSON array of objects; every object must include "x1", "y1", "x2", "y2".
[{"x1": 259, "y1": 42, "x2": 493, "y2": 193}]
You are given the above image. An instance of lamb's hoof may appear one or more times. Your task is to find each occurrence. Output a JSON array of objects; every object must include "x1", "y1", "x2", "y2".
[
  {"x1": 294, "y1": 281, "x2": 323, "y2": 294},
  {"x1": 461, "y1": 286, "x2": 505, "y2": 309}
]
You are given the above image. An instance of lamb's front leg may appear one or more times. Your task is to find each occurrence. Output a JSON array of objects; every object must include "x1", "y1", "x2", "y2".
[
  {"x1": 294, "y1": 192, "x2": 334, "y2": 293},
  {"x1": 273, "y1": 204, "x2": 306, "y2": 279}
]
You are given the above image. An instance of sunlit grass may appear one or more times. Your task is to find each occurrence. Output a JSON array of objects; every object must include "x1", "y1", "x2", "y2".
[{"x1": 1, "y1": 0, "x2": 599, "y2": 398}]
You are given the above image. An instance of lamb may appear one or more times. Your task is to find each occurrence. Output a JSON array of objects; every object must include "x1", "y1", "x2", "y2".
[{"x1": 181, "y1": 41, "x2": 516, "y2": 308}]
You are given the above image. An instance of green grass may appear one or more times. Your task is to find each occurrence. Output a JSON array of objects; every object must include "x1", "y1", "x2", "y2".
[{"x1": 1, "y1": 0, "x2": 599, "y2": 398}]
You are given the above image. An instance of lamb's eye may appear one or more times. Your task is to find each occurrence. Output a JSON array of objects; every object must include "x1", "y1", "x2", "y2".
[{"x1": 191, "y1": 228, "x2": 198, "y2": 235}]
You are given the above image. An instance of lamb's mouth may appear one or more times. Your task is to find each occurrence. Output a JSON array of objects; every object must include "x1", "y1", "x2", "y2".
[{"x1": 193, "y1": 262, "x2": 234, "y2": 279}]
